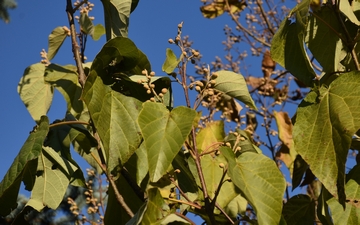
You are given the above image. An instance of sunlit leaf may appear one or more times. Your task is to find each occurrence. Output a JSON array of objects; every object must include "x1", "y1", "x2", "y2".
[
  {"x1": 18, "y1": 63, "x2": 54, "y2": 122},
  {"x1": 82, "y1": 70, "x2": 143, "y2": 173},
  {"x1": 26, "y1": 146, "x2": 79, "y2": 211},
  {"x1": 0, "y1": 116, "x2": 49, "y2": 216},
  {"x1": 162, "y1": 48, "x2": 180, "y2": 74},
  {"x1": 101, "y1": 0, "x2": 131, "y2": 39},
  {"x1": 339, "y1": 0, "x2": 360, "y2": 26},
  {"x1": 196, "y1": 120, "x2": 225, "y2": 153},
  {"x1": 328, "y1": 165, "x2": 360, "y2": 224},
  {"x1": 293, "y1": 71, "x2": 360, "y2": 205},
  {"x1": 212, "y1": 70, "x2": 257, "y2": 110},
  {"x1": 221, "y1": 147, "x2": 286, "y2": 225},
  {"x1": 79, "y1": 13, "x2": 105, "y2": 41},
  {"x1": 44, "y1": 64, "x2": 85, "y2": 119},
  {"x1": 48, "y1": 26, "x2": 68, "y2": 60},
  {"x1": 138, "y1": 103, "x2": 196, "y2": 182}
]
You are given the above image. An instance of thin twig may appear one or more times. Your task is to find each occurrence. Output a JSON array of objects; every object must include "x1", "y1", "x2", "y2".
[
  {"x1": 225, "y1": 0, "x2": 271, "y2": 47},
  {"x1": 165, "y1": 198, "x2": 202, "y2": 210},
  {"x1": 170, "y1": 177, "x2": 194, "y2": 204},
  {"x1": 256, "y1": 0, "x2": 275, "y2": 35},
  {"x1": 66, "y1": 0, "x2": 87, "y2": 87}
]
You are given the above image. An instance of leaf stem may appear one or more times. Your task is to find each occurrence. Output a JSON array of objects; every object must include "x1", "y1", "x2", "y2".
[{"x1": 48, "y1": 120, "x2": 89, "y2": 128}]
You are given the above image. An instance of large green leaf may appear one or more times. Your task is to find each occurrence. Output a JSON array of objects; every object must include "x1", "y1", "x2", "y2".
[
  {"x1": 0, "y1": 116, "x2": 49, "y2": 216},
  {"x1": 220, "y1": 147, "x2": 286, "y2": 225},
  {"x1": 138, "y1": 103, "x2": 196, "y2": 182},
  {"x1": 306, "y1": 8, "x2": 345, "y2": 73},
  {"x1": 79, "y1": 12, "x2": 105, "y2": 41},
  {"x1": 26, "y1": 146, "x2": 78, "y2": 211},
  {"x1": 271, "y1": 0, "x2": 316, "y2": 87},
  {"x1": 47, "y1": 27, "x2": 68, "y2": 60},
  {"x1": 18, "y1": 63, "x2": 54, "y2": 122},
  {"x1": 44, "y1": 64, "x2": 86, "y2": 119},
  {"x1": 282, "y1": 194, "x2": 315, "y2": 225},
  {"x1": 82, "y1": 70, "x2": 143, "y2": 173},
  {"x1": 101, "y1": 0, "x2": 131, "y2": 39},
  {"x1": 91, "y1": 37, "x2": 151, "y2": 84},
  {"x1": 328, "y1": 165, "x2": 360, "y2": 224},
  {"x1": 162, "y1": 48, "x2": 180, "y2": 74},
  {"x1": 212, "y1": 70, "x2": 257, "y2": 110},
  {"x1": 293, "y1": 72, "x2": 360, "y2": 205}
]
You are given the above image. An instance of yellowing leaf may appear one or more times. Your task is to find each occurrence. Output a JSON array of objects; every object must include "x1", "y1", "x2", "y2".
[{"x1": 196, "y1": 120, "x2": 225, "y2": 153}]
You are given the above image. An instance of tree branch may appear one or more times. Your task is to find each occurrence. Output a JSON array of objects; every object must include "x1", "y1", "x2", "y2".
[{"x1": 66, "y1": 0, "x2": 87, "y2": 87}]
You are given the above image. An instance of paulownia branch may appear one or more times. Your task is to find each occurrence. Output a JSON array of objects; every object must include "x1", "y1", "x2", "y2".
[
  {"x1": 66, "y1": 0, "x2": 86, "y2": 87},
  {"x1": 256, "y1": 0, "x2": 275, "y2": 35},
  {"x1": 225, "y1": 0, "x2": 271, "y2": 47},
  {"x1": 90, "y1": 152, "x2": 134, "y2": 217},
  {"x1": 176, "y1": 29, "x2": 216, "y2": 224}
]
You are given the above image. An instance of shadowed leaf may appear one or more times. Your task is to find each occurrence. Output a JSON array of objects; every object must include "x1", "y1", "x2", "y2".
[{"x1": 48, "y1": 27, "x2": 68, "y2": 60}]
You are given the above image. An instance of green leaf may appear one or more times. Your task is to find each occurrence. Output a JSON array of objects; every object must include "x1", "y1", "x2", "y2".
[
  {"x1": 44, "y1": 64, "x2": 86, "y2": 119},
  {"x1": 224, "y1": 194, "x2": 248, "y2": 218},
  {"x1": 141, "y1": 188, "x2": 170, "y2": 224},
  {"x1": 124, "y1": 142, "x2": 149, "y2": 186},
  {"x1": 293, "y1": 72, "x2": 360, "y2": 205},
  {"x1": 18, "y1": 63, "x2": 54, "y2": 122},
  {"x1": 138, "y1": 103, "x2": 196, "y2": 182},
  {"x1": 101, "y1": 0, "x2": 131, "y2": 39},
  {"x1": 305, "y1": 8, "x2": 346, "y2": 73},
  {"x1": 79, "y1": 13, "x2": 105, "y2": 41},
  {"x1": 82, "y1": 70, "x2": 143, "y2": 173},
  {"x1": 271, "y1": 13, "x2": 316, "y2": 87},
  {"x1": 0, "y1": 116, "x2": 49, "y2": 216},
  {"x1": 196, "y1": 120, "x2": 225, "y2": 153},
  {"x1": 328, "y1": 165, "x2": 360, "y2": 224},
  {"x1": 282, "y1": 195, "x2": 315, "y2": 225},
  {"x1": 162, "y1": 48, "x2": 180, "y2": 74},
  {"x1": 47, "y1": 26, "x2": 68, "y2": 60},
  {"x1": 224, "y1": 129, "x2": 261, "y2": 154},
  {"x1": 212, "y1": 70, "x2": 257, "y2": 110},
  {"x1": 26, "y1": 146, "x2": 78, "y2": 211},
  {"x1": 221, "y1": 147, "x2": 286, "y2": 225},
  {"x1": 200, "y1": 154, "x2": 246, "y2": 216},
  {"x1": 90, "y1": 37, "x2": 151, "y2": 85}
]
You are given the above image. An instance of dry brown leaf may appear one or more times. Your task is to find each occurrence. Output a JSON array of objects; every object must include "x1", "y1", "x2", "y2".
[
  {"x1": 262, "y1": 50, "x2": 276, "y2": 78},
  {"x1": 274, "y1": 111, "x2": 292, "y2": 149}
]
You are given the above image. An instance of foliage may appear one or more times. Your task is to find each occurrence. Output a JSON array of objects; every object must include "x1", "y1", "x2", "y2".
[{"x1": 2, "y1": 0, "x2": 360, "y2": 224}]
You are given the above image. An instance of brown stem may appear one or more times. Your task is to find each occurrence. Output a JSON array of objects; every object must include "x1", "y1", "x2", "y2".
[
  {"x1": 170, "y1": 177, "x2": 194, "y2": 204},
  {"x1": 90, "y1": 152, "x2": 134, "y2": 217},
  {"x1": 66, "y1": 0, "x2": 87, "y2": 87},
  {"x1": 256, "y1": 0, "x2": 275, "y2": 35}
]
